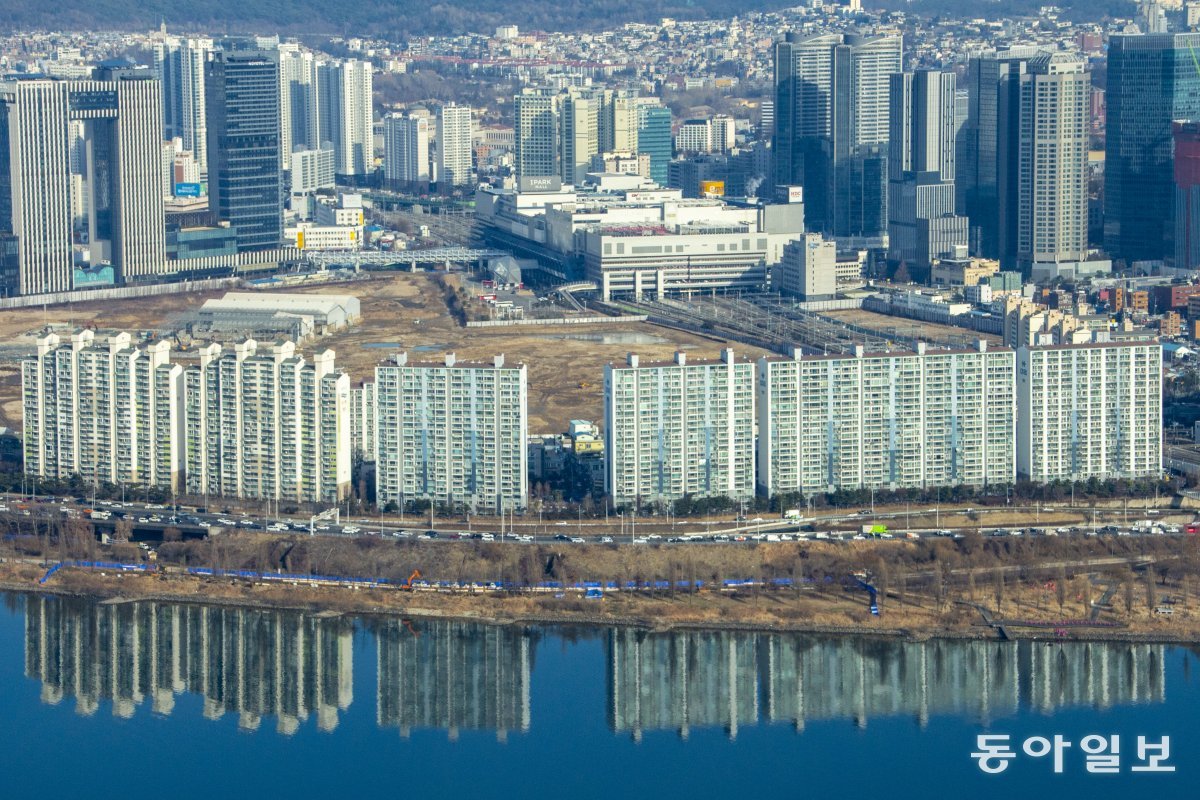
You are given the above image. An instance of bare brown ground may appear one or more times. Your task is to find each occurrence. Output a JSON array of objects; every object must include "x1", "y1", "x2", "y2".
[
  {"x1": 0, "y1": 272, "x2": 768, "y2": 433},
  {"x1": 821, "y1": 308, "x2": 1002, "y2": 346}
]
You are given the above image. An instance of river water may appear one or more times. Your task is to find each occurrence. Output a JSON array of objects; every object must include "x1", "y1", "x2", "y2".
[{"x1": 1, "y1": 593, "x2": 1196, "y2": 798}]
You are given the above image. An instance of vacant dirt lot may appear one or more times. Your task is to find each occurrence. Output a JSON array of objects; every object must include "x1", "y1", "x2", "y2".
[
  {"x1": 0, "y1": 273, "x2": 769, "y2": 433},
  {"x1": 821, "y1": 308, "x2": 1001, "y2": 347}
]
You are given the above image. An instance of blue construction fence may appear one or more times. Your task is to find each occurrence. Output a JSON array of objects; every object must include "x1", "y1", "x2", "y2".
[{"x1": 38, "y1": 561, "x2": 846, "y2": 595}]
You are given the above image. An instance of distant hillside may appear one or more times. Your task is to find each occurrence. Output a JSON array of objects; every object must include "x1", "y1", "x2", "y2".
[
  {"x1": 872, "y1": 0, "x2": 1133, "y2": 22},
  {"x1": 2, "y1": 0, "x2": 808, "y2": 36}
]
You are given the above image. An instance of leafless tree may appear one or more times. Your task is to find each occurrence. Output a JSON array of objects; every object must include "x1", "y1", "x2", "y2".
[{"x1": 993, "y1": 567, "x2": 1005, "y2": 615}]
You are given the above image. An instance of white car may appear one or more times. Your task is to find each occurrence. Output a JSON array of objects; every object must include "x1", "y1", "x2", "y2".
[
  {"x1": 600, "y1": 536, "x2": 613, "y2": 544},
  {"x1": 343, "y1": 526, "x2": 361, "y2": 534},
  {"x1": 570, "y1": 537, "x2": 585, "y2": 543}
]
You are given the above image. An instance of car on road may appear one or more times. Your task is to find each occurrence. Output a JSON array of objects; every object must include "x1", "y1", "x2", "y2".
[
  {"x1": 600, "y1": 536, "x2": 613, "y2": 544},
  {"x1": 343, "y1": 525, "x2": 361, "y2": 534},
  {"x1": 423, "y1": 530, "x2": 439, "y2": 539},
  {"x1": 570, "y1": 537, "x2": 585, "y2": 543},
  {"x1": 858, "y1": 510, "x2": 871, "y2": 516}
]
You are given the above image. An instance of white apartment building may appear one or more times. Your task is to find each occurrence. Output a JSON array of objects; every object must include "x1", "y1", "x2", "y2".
[
  {"x1": 383, "y1": 112, "x2": 430, "y2": 185},
  {"x1": 153, "y1": 36, "x2": 213, "y2": 178},
  {"x1": 710, "y1": 115, "x2": 736, "y2": 153},
  {"x1": 350, "y1": 381, "x2": 377, "y2": 462},
  {"x1": 604, "y1": 349, "x2": 755, "y2": 508},
  {"x1": 436, "y1": 103, "x2": 473, "y2": 187},
  {"x1": 675, "y1": 119, "x2": 713, "y2": 153},
  {"x1": 1017, "y1": 340, "x2": 1162, "y2": 482},
  {"x1": 757, "y1": 342, "x2": 1016, "y2": 496},
  {"x1": 183, "y1": 340, "x2": 351, "y2": 504},
  {"x1": 22, "y1": 331, "x2": 184, "y2": 493},
  {"x1": 290, "y1": 144, "x2": 335, "y2": 194},
  {"x1": 375, "y1": 353, "x2": 528, "y2": 513},
  {"x1": 330, "y1": 59, "x2": 374, "y2": 177}
]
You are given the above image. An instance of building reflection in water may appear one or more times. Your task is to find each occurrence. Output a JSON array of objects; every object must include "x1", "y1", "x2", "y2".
[
  {"x1": 25, "y1": 596, "x2": 353, "y2": 734},
  {"x1": 23, "y1": 596, "x2": 1169, "y2": 742},
  {"x1": 608, "y1": 629, "x2": 1167, "y2": 740},
  {"x1": 374, "y1": 619, "x2": 533, "y2": 742}
]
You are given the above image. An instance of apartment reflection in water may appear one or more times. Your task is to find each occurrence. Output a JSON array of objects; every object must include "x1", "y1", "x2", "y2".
[
  {"x1": 375, "y1": 619, "x2": 532, "y2": 742},
  {"x1": 24, "y1": 596, "x2": 353, "y2": 734},
  {"x1": 608, "y1": 630, "x2": 1167, "y2": 740}
]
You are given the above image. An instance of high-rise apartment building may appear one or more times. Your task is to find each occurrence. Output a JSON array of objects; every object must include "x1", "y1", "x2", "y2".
[
  {"x1": 773, "y1": 32, "x2": 902, "y2": 239},
  {"x1": 183, "y1": 340, "x2": 351, "y2": 503},
  {"x1": 675, "y1": 119, "x2": 713, "y2": 153},
  {"x1": 887, "y1": 70, "x2": 967, "y2": 268},
  {"x1": 561, "y1": 92, "x2": 600, "y2": 185},
  {"x1": 205, "y1": 48, "x2": 283, "y2": 253},
  {"x1": 22, "y1": 330, "x2": 184, "y2": 493},
  {"x1": 375, "y1": 353, "x2": 528, "y2": 513},
  {"x1": 1106, "y1": 33, "x2": 1200, "y2": 264},
  {"x1": 711, "y1": 115, "x2": 736, "y2": 153},
  {"x1": 756, "y1": 342, "x2": 1015, "y2": 496},
  {"x1": 350, "y1": 380, "x2": 376, "y2": 463},
  {"x1": 328, "y1": 59, "x2": 373, "y2": 177},
  {"x1": 1000, "y1": 53, "x2": 1089, "y2": 273},
  {"x1": 152, "y1": 36, "x2": 213, "y2": 179},
  {"x1": 599, "y1": 90, "x2": 639, "y2": 155},
  {"x1": 1017, "y1": 341, "x2": 1162, "y2": 482},
  {"x1": 604, "y1": 350, "x2": 755, "y2": 508},
  {"x1": 383, "y1": 112, "x2": 430, "y2": 187},
  {"x1": 0, "y1": 72, "x2": 167, "y2": 295},
  {"x1": 636, "y1": 102, "x2": 672, "y2": 186},
  {"x1": 290, "y1": 143, "x2": 335, "y2": 194},
  {"x1": 436, "y1": 104, "x2": 473, "y2": 187}
]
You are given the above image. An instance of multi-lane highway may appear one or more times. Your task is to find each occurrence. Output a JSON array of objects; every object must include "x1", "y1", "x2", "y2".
[{"x1": 0, "y1": 492, "x2": 1192, "y2": 548}]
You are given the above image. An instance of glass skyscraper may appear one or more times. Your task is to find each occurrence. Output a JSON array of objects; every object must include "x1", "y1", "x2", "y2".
[
  {"x1": 1105, "y1": 33, "x2": 1200, "y2": 264},
  {"x1": 636, "y1": 103, "x2": 672, "y2": 187},
  {"x1": 773, "y1": 32, "x2": 902, "y2": 239},
  {"x1": 205, "y1": 47, "x2": 282, "y2": 253}
]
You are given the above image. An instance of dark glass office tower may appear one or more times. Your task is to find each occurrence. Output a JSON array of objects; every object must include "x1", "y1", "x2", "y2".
[
  {"x1": 636, "y1": 103, "x2": 672, "y2": 187},
  {"x1": 205, "y1": 48, "x2": 282, "y2": 253},
  {"x1": 773, "y1": 32, "x2": 901, "y2": 239},
  {"x1": 1106, "y1": 33, "x2": 1200, "y2": 264}
]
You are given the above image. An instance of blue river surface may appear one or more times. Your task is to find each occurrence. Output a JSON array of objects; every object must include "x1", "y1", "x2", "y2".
[{"x1": 0, "y1": 591, "x2": 1197, "y2": 799}]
